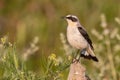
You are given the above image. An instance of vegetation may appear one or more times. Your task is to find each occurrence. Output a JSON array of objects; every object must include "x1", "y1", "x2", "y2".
[{"x1": 0, "y1": 0, "x2": 120, "y2": 80}]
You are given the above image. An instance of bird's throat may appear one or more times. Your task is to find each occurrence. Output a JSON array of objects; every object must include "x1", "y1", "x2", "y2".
[{"x1": 67, "y1": 21, "x2": 77, "y2": 27}]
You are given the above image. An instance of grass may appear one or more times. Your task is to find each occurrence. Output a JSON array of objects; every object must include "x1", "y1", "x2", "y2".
[
  {"x1": 0, "y1": 36, "x2": 71, "y2": 80},
  {"x1": 0, "y1": 37, "x2": 39, "y2": 80}
]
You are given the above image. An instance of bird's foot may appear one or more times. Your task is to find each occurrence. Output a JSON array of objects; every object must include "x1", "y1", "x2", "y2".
[
  {"x1": 72, "y1": 58, "x2": 79, "y2": 63},
  {"x1": 72, "y1": 50, "x2": 80, "y2": 63}
]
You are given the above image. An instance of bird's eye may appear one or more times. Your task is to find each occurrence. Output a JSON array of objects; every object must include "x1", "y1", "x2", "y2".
[
  {"x1": 71, "y1": 17, "x2": 78, "y2": 22},
  {"x1": 66, "y1": 17, "x2": 78, "y2": 22}
]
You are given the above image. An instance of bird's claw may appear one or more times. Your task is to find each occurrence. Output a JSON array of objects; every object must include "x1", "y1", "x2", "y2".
[{"x1": 72, "y1": 58, "x2": 79, "y2": 63}]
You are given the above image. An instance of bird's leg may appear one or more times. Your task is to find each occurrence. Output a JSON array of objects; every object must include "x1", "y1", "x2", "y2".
[
  {"x1": 78, "y1": 48, "x2": 86, "y2": 61},
  {"x1": 75, "y1": 50, "x2": 80, "y2": 58},
  {"x1": 72, "y1": 50, "x2": 80, "y2": 63}
]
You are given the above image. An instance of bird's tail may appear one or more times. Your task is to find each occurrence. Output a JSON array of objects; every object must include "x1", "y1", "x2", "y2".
[{"x1": 80, "y1": 47, "x2": 98, "y2": 62}]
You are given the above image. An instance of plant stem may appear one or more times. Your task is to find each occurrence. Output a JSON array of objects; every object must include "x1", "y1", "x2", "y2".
[{"x1": 106, "y1": 39, "x2": 117, "y2": 80}]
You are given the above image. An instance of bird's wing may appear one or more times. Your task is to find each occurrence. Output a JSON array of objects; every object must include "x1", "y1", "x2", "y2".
[{"x1": 78, "y1": 27, "x2": 94, "y2": 50}]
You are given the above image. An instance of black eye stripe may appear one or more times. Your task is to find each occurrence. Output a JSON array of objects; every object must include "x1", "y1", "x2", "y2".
[{"x1": 66, "y1": 16, "x2": 78, "y2": 22}]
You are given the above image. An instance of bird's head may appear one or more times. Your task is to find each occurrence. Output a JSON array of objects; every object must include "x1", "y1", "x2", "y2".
[{"x1": 63, "y1": 15, "x2": 79, "y2": 26}]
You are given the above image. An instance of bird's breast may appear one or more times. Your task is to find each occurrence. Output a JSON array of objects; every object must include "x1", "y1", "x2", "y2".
[{"x1": 67, "y1": 26, "x2": 88, "y2": 49}]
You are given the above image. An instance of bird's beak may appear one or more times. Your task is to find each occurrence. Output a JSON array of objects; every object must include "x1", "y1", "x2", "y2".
[{"x1": 61, "y1": 16, "x2": 66, "y2": 19}]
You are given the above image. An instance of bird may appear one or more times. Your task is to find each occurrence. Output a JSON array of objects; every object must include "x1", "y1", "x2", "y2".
[{"x1": 63, "y1": 14, "x2": 98, "y2": 62}]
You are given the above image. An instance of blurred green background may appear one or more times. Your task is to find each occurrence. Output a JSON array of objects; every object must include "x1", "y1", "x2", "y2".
[
  {"x1": 0, "y1": 0, "x2": 120, "y2": 79},
  {"x1": 0, "y1": 0, "x2": 119, "y2": 51}
]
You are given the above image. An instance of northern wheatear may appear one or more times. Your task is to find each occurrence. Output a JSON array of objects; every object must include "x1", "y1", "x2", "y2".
[{"x1": 64, "y1": 14, "x2": 98, "y2": 62}]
